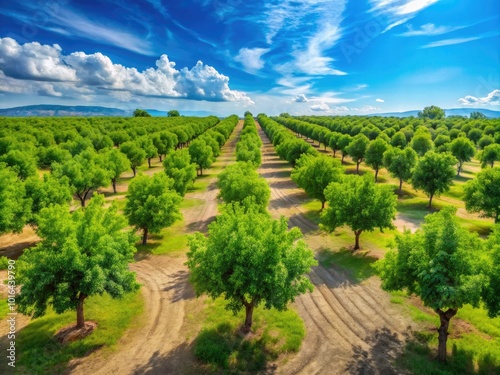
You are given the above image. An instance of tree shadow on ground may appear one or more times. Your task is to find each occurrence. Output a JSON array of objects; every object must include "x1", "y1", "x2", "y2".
[
  {"x1": 0, "y1": 241, "x2": 38, "y2": 259},
  {"x1": 185, "y1": 216, "x2": 217, "y2": 233},
  {"x1": 317, "y1": 248, "x2": 378, "y2": 284},
  {"x1": 132, "y1": 343, "x2": 194, "y2": 375},
  {"x1": 163, "y1": 269, "x2": 195, "y2": 302},
  {"x1": 259, "y1": 170, "x2": 290, "y2": 179}
]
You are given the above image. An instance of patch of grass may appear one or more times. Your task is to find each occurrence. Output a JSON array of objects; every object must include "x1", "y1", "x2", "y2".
[
  {"x1": 0, "y1": 256, "x2": 9, "y2": 270},
  {"x1": 193, "y1": 297, "x2": 305, "y2": 373},
  {"x1": 318, "y1": 248, "x2": 377, "y2": 283},
  {"x1": 17, "y1": 290, "x2": 144, "y2": 375},
  {"x1": 189, "y1": 174, "x2": 215, "y2": 193},
  {"x1": 136, "y1": 218, "x2": 187, "y2": 255},
  {"x1": 180, "y1": 198, "x2": 204, "y2": 209},
  {"x1": 0, "y1": 298, "x2": 8, "y2": 321}
]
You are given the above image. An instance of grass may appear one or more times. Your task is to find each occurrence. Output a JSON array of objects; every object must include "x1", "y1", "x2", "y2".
[
  {"x1": 0, "y1": 298, "x2": 8, "y2": 321},
  {"x1": 192, "y1": 297, "x2": 305, "y2": 373},
  {"x1": 17, "y1": 290, "x2": 144, "y2": 375},
  {"x1": 136, "y1": 218, "x2": 188, "y2": 255},
  {"x1": 319, "y1": 248, "x2": 377, "y2": 283}
]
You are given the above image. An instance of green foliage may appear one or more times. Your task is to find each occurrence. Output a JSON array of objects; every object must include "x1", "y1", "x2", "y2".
[
  {"x1": 345, "y1": 133, "x2": 370, "y2": 173},
  {"x1": 479, "y1": 143, "x2": 500, "y2": 168},
  {"x1": 124, "y1": 173, "x2": 182, "y2": 244},
  {"x1": 133, "y1": 109, "x2": 151, "y2": 117},
  {"x1": 0, "y1": 256, "x2": 9, "y2": 270},
  {"x1": 189, "y1": 138, "x2": 214, "y2": 175},
  {"x1": 119, "y1": 141, "x2": 146, "y2": 176},
  {"x1": 186, "y1": 203, "x2": 317, "y2": 331},
  {"x1": 463, "y1": 167, "x2": 500, "y2": 223},
  {"x1": 418, "y1": 105, "x2": 445, "y2": 120},
  {"x1": 163, "y1": 149, "x2": 197, "y2": 196},
  {"x1": 383, "y1": 146, "x2": 418, "y2": 192},
  {"x1": 483, "y1": 225, "x2": 500, "y2": 317},
  {"x1": 390, "y1": 131, "x2": 407, "y2": 148},
  {"x1": 470, "y1": 111, "x2": 487, "y2": 119},
  {"x1": 17, "y1": 195, "x2": 139, "y2": 326},
  {"x1": 321, "y1": 173, "x2": 397, "y2": 250},
  {"x1": 410, "y1": 130, "x2": 434, "y2": 156},
  {"x1": 291, "y1": 154, "x2": 344, "y2": 209},
  {"x1": 101, "y1": 148, "x2": 130, "y2": 193},
  {"x1": 236, "y1": 114, "x2": 262, "y2": 167},
  {"x1": 411, "y1": 151, "x2": 457, "y2": 208},
  {"x1": 217, "y1": 162, "x2": 270, "y2": 211},
  {"x1": 0, "y1": 166, "x2": 31, "y2": 234},
  {"x1": 0, "y1": 149, "x2": 38, "y2": 180},
  {"x1": 167, "y1": 109, "x2": 180, "y2": 117},
  {"x1": 450, "y1": 136, "x2": 476, "y2": 175},
  {"x1": 365, "y1": 138, "x2": 389, "y2": 181}
]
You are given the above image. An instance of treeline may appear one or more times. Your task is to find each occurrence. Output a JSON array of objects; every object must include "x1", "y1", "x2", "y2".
[{"x1": 236, "y1": 113, "x2": 262, "y2": 166}]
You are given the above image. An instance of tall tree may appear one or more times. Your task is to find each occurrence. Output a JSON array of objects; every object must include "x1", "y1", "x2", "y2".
[
  {"x1": 0, "y1": 149, "x2": 38, "y2": 180},
  {"x1": 291, "y1": 154, "x2": 344, "y2": 210},
  {"x1": 450, "y1": 136, "x2": 476, "y2": 176},
  {"x1": 479, "y1": 144, "x2": 500, "y2": 168},
  {"x1": 463, "y1": 167, "x2": 500, "y2": 223},
  {"x1": 0, "y1": 166, "x2": 31, "y2": 234},
  {"x1": 346, "y1": 134, "x2": 370, "y2": 173},
  {"x1": 376, "y1": 207, "x2": 486, "y2": 362},
  {"x1": 189, "y1": 139, "x2": 214, "y2": 176},
  {"x1": 53, "y1": 149, "x2": 111, "y2": 207},
  {"x1": 17, "y1": 195, "x2": 139, "y2": 330},
  {"x1": 365, "y1": 138, "x2": 389, "y2": 181},
  {"x1": 124, "y1": 173, "x2": 182, "y2": 245},
  {"x1": 383, "y1": 147, "x2": 418, "y2": 193},
  {"x1": 101, "y1": 149, "x2": 131, "y2": 194},
  {"x1": 186, "y1": 203, "x2": 316, "y2": 333},
  {"x1": 410, "y1": 130, "x2": 434, "y2": 156},
  {"x1": 167, "y1": 110, "x2": 180, "y2": 117},
  {"x1": 119, "y1": 141, "x2": 146, "y2": 177},
  {"x1": 418, "y1": 105, "x2": 445, "y2": 120},
  {"x1": 163, "y1": 149, "x2": 197, "y2": 196},
  {"x1": 321, "y1": 173, "x2": 397, "y2": 250},
  {"x1": 411, "y1": 152, "x2": 457, "y2": 208},
  {"x1": 133, "y1": 109, "x2": 151, "y2": 117}
]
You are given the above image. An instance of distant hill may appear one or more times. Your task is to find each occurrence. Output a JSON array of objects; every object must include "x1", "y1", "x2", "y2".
[
  {"x1": 372, "y1": 108, "x2": 500, "y2": 118},
  {"x1": 0, "y1": 105, "x2": 219, "y2": 117}
]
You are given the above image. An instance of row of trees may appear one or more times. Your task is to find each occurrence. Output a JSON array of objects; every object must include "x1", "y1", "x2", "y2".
[
  {"x1": 236, "y1": 113, "x2": 262, "y2": 166},
  {"x1": 187, "y1": 113, "x2": 317, "y2": 333}
]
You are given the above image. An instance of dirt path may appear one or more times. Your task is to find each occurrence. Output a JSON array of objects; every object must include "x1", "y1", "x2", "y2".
[
  {"x1": 67, "y1": 120, "x2": 243, "y2": 375},
  {"x1": 256, "y1": 123, "x2": 414, "y2": 375}
]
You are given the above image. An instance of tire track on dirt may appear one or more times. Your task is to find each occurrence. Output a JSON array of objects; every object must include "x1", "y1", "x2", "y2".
[
  {"x1": 67, "y1": 121, "x2": 244, "y2": 375},
  {"x1": 256, "y1": 123, "x2": 412, "y2": 375}
]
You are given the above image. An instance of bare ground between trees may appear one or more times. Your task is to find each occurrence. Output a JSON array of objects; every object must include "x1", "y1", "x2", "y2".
[{"x1": 255, "y1": 122, "x2": 415, "y2": 375}]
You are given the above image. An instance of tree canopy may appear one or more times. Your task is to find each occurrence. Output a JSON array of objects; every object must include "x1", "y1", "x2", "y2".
[
  {"x1": 418, "y1": 105, "x2": 445, "y2": 120},
  {"x1": 186, "y1": 203, "x2": 317, "y2": 332},
  {"x1": 163, "y1": 149, "x2": 197, "y2": 196},
  {"x1": 463, "y1": 166, "x2": 500, "y2": 223},
  {"x1": 383, "y1": 146, "x2": 417, "y2": 193},
  {"x1": 17, "y1": 195, "x2": 139, "y2": 329},
  {"x1": 365, "y1": 138, "x2": 389, "y2": 181},
  {"x1": 321, "y1": 173, "x2": 397, "y2": 250},
  {"x1": 133, "y1": 109, "x2": 151, "y2": 117},
  {"x1": 0, "y1": 166, "x2": 31, "y2": 234}
]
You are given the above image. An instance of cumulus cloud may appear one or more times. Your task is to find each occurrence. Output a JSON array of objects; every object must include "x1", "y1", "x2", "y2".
[
  {"x1": 234, "y1": 48, "x2": 270, "y2": 73},
  {"x1": 376, "y1": 98, "x2": 385, "y2": 103},
  {"x1": 458, "y1": 89, "x2": 500, "y2": 106},
  {"x1": 310, "y1": 103, "x2": 330, "y2": 112},
  {"x1": 0, "y1": 37, "x2": 253, "y2": 105},
  {"x1": 293, "y1": 94, "x2": 309, "y2": 103}
]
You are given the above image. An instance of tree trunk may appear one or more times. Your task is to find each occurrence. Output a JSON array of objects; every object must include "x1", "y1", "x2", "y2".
[
  {"x1": 324, "y1": 144, "x2": 327, "y2": 151},
  {"x1": 435, "y1": 308, "x2": 457, "y2": 362},
  {"x1": 341, "y1": 154, "x2": 345, "y2": 164},
  {"x1": 243, "y1": 301, "x2": 255, "y2": 333},
  {"x1": 399, "y1": 178, "x2": 403, "y2": 194},
  {"x1": 356, "y1": 160, "x2": 361, "y2": 174},
  {"x1": 321, "y1": 200, "x2": 325, "y2": 211},
  {"x1": 142, "y1": 227, "x2": 148, "y2": 245},
  {"x1": 374, "y1": 168, "x2": 379, "y2": 182},
  {"x1": 457, "y1": 162, "x2": 462, "y2": 176},
  {"x1": 495, "y1": 212, "x2": 499, "y2": 224},
  {"x1": 76, "y1": 293, "x2": 87, "y2": 329},
  {"x1": 132, "y1": 166, "x2": 137, "y2": 177},
  {"x1": 333, "y1": 149, "x2": 337, "y2": 157},
  {"x1": 148, "y1": 158, "x2": 152, "y2": 168},
  {"x1": 354, "y1": 230, "x2": 362, "y2": 250},
  {"x1": 428, "y1": 193, "x2": 434, "y2": 209},
  {"x1": 77, "y1": 193, "x2": 86, "y2": 207},
  {"x1": 200, "y1": 167, "x2": 203, "y2": 176},
  {"x1": 159, "y1": 154, "x2": 163, "y2": 162},
  {"x1": 112, "y1": 178, "x2": 117, "y2": 194}
]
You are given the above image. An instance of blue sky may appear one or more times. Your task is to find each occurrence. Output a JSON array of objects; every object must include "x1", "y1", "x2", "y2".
[{"x1": 0, "y1": 0, "x2": 499, "y2": 116}]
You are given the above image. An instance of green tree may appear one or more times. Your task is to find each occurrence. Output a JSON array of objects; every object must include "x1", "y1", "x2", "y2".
[
  {"x1": 345, "y1": 134, "x2": 370, "y2": 173},
  {"x1": 138, "y1": 136, "x2": 159, "y2": 168},
  {"x1": 321, "y1": 173, "x2": 397, "y2": 250},
  {"x1": 383, "y1": 147, "x2": 418, "y2": 193},
  {"x1": 411, "y1": 152, "x2": 457, "y2": 208},
  {"x1": 0, "y1": 149, "x2": 38, "y2": 180},
  {"x1": 467, "y1": 128, "x2": 483, "y2": 145},
  {"x1": 188, "y1": 139, "x2": 214, "y2": 176},
  {"x1": 390, "y1": 132, "x2": 407, "y2": 148},
  {"x1": 186, "y1": 203, "x2": 316, "y2": 333},
  {"x1": 418, "y1": 105, "x2": 445, "y2": 120},
  {"x1": 167, "y1": 110, "x2": 180, "y2": 117},
  {"x1": 376, "y1": 207, "x2": 486, "y2": 362},
  {"x1": 163, "y1": 149, "x2": 197, "y2": 196},
  {"x1": 102, "y1": 149, "x2": 131, "y2": 194},
  {"x1": 365, "y1": 139, "x2": 389, "y2": 181},
  {"x1": 470, "y1": 111, "x2": 486, "y2": 119},
  {"x1": 450, "y1": 137, "x2": 476, "y2": 176},
  {"x1": 0, "y1": 166, "x2": 31, "y2": 234},
  {"x1": 133, "y1": 109, "x2": 151, "y2": 117},
  {"x1": 291, "y1": 155, "x2": 344, "y2": 210},
  {"x1": 17, "y1": 195, "x2": 139, "y2": 329},
  {"x1": 478, "y1": 135, "x2": 494, "y2": 150},
  {"x1": 124, "y1": 173, "x2": 182, "y2": 245},
  {"x1": 53, "y1": 150, "x2": 111, "y2": 207},
  {"x1": 120, "y1": 141, "x2": 146, "y2": 177},
  {"x1": 483, "y1": 225, "x2": 500, "y2": 317},
  {"x1": 410, "y1": 130, "x2": 434, "y2": 156},
  {"x1": 463, "y1": 167, "x2": 500, "y2": 223},
  {"x1": 479, "y1": 144, "x2": 500, "y2": 168},
  {"x1": 338, "y1": 134, "x2": 352, "y2": 164},
  {"x1": 217, "y1": 162, "x2": 270, "y2": 212}
]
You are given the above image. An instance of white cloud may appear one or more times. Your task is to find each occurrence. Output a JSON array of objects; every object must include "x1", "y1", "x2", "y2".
[
  {"x1": 310, "y1": 103, "x2": 331, "y2": 112},
  {"x1": 422, "y1": 36, "x2": 482, "y2": 48},
  {"x1": 398, "y1": 23, "x2": 465, "y2": 36},
  {"x1": 293, "y1": 94, "x2": 309, "y2": 102},
  {"x1": 234, "y1": 48, "x2": 270, "y2": 73},
  {"x1": 0, "y1": 37, "x2": 253, "y2": 105},
  {"x1": 376, "y1": 98, "x2": 385, "y2": 102},
  {"x1": 458, "y1": 89, "x2": 500, "y2": 106},
  {"x1": 358, "y1": 105, "x2": 380, "y2": 112}
]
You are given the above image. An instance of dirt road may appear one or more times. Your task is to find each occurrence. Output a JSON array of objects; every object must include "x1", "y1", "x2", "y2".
[
  {"x1": 256, "y1": 123, "x2": 413, "y2": 375},
  {"x1": 67, "y1": 120, "x2": 243, "y2": 375}
]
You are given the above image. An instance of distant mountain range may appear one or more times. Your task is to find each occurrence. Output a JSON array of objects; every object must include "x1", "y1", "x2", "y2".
[
  {"x1": 0, "y1": 104, "x2": 498, "y2": 119},
  {"x1": 372, "y1": 108, "x2": 500, "y2": 118},
  {"x1": 0, "y1": 105, "x2": 218, "y2": 118}
]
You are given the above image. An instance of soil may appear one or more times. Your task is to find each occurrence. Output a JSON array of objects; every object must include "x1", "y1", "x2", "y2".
[{"x1": 56, "y1": 322, "x2": 98, "y2": 345}]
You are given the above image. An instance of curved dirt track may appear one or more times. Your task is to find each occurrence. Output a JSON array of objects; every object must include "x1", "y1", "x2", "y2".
[
  {"x1": 256, "y1": 123, "x2": 413, "y2": 375},
  {"x1": 67, "y1": 121, "x2": 243, "y2": 375}
]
